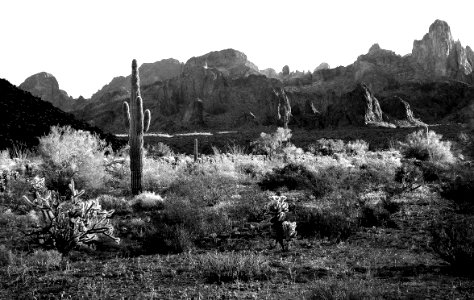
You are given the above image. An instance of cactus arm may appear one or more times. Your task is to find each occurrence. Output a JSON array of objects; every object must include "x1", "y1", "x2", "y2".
[
  {"x1": 123, "y1": 102, "x2": 130, "y2": 129},
  {"x1": 144, "y1": 109, "x2": 151, "y2": 132},
  {"x1": 136, "y1": 96, "x2": 144, "y2": 133}
]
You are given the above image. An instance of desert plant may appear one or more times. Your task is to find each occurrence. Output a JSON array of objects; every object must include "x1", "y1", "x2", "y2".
[
  {"x1": 22, "y1": 179, "x2": 120, "y2": 255},
  {"x1": 430, "y1": 215, "x2": 474, "y2": 275},
  {"x1": 131, "y1": 191, "x2": 164, "y2": 211},
  {"x1": 399, "y1": 129, "x2": 455, "y2": 163},
  {"x1": 195, "y1": 251, "x2": 273, "y2": 283},
  {"x1": 147, "y1": 142, "x2": 174, "y2": 158},
  {"x1": 123, "y1": 59, "x2": 152, "y2": 195},
  {"x1": 38, "y1": 126, "x2": 109, "y2": 196},
  {"x1": 307, "y1": 139, "x2": 345, "y2": 156},
  {"x1": 194, "y1": 138, "x2": 199, "y2": 162},
  {"x1": 251, "y1": 127, "x2": 292, "y2": 158},
  {"x1": 266, "y1": 195, "x2": 297, "y2": 250}
]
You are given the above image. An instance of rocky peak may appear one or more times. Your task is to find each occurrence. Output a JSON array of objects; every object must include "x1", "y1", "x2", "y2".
[
  {"x1": 90, "y1": 58, "x2": 183, "y2": 103},
  {"x1": 368, "y1": 43, "x2": 381, "y2": 54},
  {"x1": 184, "y1": 49, "x2": 259, "y2": 79},
  {"x1": 314, "y1": 62, "x2": 330, "y2": 72},
  {"x1": 412, "y1": 19, "x2": 473, "y2": 79},
  {"x1": 19, "y1": 72, "x2": 73, "y2": 111}
]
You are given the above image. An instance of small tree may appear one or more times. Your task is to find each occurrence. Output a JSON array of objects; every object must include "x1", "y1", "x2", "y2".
[{"x1": 251, "y1": 127, "x2": 292, "y2": 159}]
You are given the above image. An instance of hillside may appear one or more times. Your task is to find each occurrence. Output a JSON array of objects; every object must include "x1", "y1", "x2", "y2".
[{"x1": 0, "y1": 78, "x2": 122, "y2": 150}]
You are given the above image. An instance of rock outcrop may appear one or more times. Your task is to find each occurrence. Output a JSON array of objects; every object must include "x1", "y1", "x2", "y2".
[
  {"x1": 19, "y1": 72, "x2": 76, "y2": 111},
  {"x1": 260, "y1": 68, "x2": 279, "y2": 79},
  {"x1": 90, "y1": 58, "x2": 183, "y2": 103},
  {"x1": 379, "y1": 96, "x2": 424, "y2": 127},
  {"x1": 324, "y1": 83, "x2": 384, "y2": 127},
  {"x1": 412, "y1": 19, "x2": 474, "y2": 80},
  {"x1": 184, "y1": 49, "x2": 260, "y2": 79},
  {"x1": 314, "y1": 62, "x2": 330, "y2": 72}
]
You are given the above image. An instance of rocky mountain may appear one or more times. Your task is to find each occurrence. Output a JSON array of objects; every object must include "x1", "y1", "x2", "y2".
[
  {"x1": 0, "y1": 78, "x2": 121, "y2": 150},
  {"x1": 90, "y1": 58, "x2": 184, "y2": 103},
  {"x1": 68, "y1": 20, "x2": 474, "y2": 133},
  {"x1": 19, "y1": 72, "x2": 80, "y2": 112}
]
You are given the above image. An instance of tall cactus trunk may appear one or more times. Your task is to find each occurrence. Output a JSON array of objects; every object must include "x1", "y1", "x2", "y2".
[{"x1": 123, "y1": 60, "x2": 151, "y2": 195}]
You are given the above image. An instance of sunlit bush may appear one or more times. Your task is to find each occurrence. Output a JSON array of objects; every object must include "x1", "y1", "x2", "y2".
[
  {"x1": 399, "y1": 129, "x2": 455, "y2": 164},
  {"x1": 38, "y1": 126, "x2": 110, "y2": 196}
]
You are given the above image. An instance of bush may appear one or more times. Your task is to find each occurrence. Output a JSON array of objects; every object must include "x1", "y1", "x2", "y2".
[
  {"x1": 399, "y1": 129, "x2": 455, "y2": 164},
  {"x1": 38, "y1": 126, "x2": 110, "y2": 196},
  {"x1": 97, "y1": 195, "x2": 132, "y2": 215},
  {"x1": 259, "y1": 163, "x2": 334, "y2": 198},
  {"x1": 358, "y1": 198, "x2": 399, "y2": 228},
  {"x1": 430, "y1": 215, "x2": 474, "y2": 275},
  {"x1": 307, "y1": 139, "x2": 345, "y2": 156},
  {"x1": 440, "y1": 172, "x2": 474, "y2": 212},
  {"x1": 346, "y1": 140, "x2": 369, "y2": 155},
  {"x1": 142, "y1": 198, "x2": 231, "y2": 254},
  {"x1": 147, "y1": 142, "x2": 174, "y2": 158},
  {"x1": 292, "y1": 204, "x2": 356, "y2": 241},
  {"x1": 0, "y1": 244, "x2": 14, "y2": 266},
  {"x1": 131, "y1": 191, "x2": 164, "y2": 211},
  {"x1": 194, "y1": 251, "x2": 273, "y2": 283},
  {"x1": 251, "y1": 127, "x2": 292, "y2": 157},
  {"x1": 27, "y1": 249, "x2": 62, "y2": 269}
]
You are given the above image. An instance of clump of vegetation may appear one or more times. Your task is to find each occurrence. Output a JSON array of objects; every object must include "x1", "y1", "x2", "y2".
[
  {"x1": 266, "y1": 195, "x2": 297, "y2": 250},
  {"x1": 430, "y1": 215, "x2": 474, "y2": 275},
  {"x1": 194, "y1": 251, "x2": 273, "y2": 283},
  {"x1": 131, "y1": 191, "x2": 164, "y2": 211},
  {"x1": 307, "y1": 139, "x2": 345, "y2": 156},
  {"x1": 251, "y1": 127, "x2": 292, "y2": 158},
  {"x1": 147, "y1": 142, "x2": 174, "y2": 158},
  {"x1": 399, "y1": 129, "x2": 455, "y2": 163},
  {"x1": 22, "y1": 178, "x2": 119, "y2": 255},
  {"x1": 38, "y1": 126, "x2": 110, "y2": 196},
  {"x1": 440, "y1": 164, "x2": 474, "y2": 211},
  {"x1": 293, "y1": 204, "x2": 356, "y2": 241},
  {"x1": 259, "y1": 163, "x2": 333, "y2": 198}
]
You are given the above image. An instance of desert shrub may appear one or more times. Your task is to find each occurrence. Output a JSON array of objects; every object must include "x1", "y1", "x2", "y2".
[
  {"x1": 430, "y1": 215, "x2": 474, "y2": 274},
  {"x1": 259, "y1": 163, "x2": 334, "y2": 198},
  {"x1": 440, "y1": 164, "x2": 474, "y2": 211},
  {"x1": 22, "y1": 179, "x2": 119, "y2": 255},
  {"x1": 194, "y1": 251, "x2": 273, "y2": 283},
  {"x1": 251, "y1": 127, "x2": 292, "y2": 157},
  {"x1": 26, "y1": 249, "x2": 62, "y2": 269},
  {"x1": 226, "y1": 191, "x2": 268, "y2": 223},
  {"x1": 307, "y1": 279, "x2": 384, "y2": 299},
  {"x1": 307, "y1": 139, "x2": 345, "y2": 156},
  {"x1": 346, "y1": 139, "x2": 369, "y2": 155},
  {"x1": 147, "y1": 142, "x2": 174, "y2": 158},
  {"x1": 399, "y1": 129, "x2": 455, "y2": 163},
  {"x1": 142, "y1": 198, "x2": 231, "y2": 254},
  {"x1": 131, "y1": 191, "x2": 164, "y2": 211},
  {"x1": 292, "y1": 205, "x2": 356, "y2": 241},
  {"x1": 168, "y1": 172, "x2": 238, "y2": 207},
  {"x1": 0, "y1": 244, "x2": 14, "y2": 266},
  {"x1": 38, "y1": 126, "x2": 110, "y2": 196},
  {"x1": 97, "y1": 195, "x2": 132, "y2": 215},
  {"x1": 358, "y1": 199, "x2": 399, "y2": 228}
]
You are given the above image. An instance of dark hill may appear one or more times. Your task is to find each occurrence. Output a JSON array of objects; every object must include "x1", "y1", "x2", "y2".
[{"x1": 0, "y1": 78, "x2": 123, "y2": 151}]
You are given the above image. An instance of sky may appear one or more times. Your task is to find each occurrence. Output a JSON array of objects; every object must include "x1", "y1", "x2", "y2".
[{"x1": 1, "y1": 0, "x2": 473, "y2": 98}]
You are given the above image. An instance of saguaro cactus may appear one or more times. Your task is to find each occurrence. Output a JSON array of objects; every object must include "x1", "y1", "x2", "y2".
[
  {"x1": 194, "y1": 138, "x2": 199, "y2": 162},
  {"x1": 123, "y1": 59, "x2": 151, "y2": 195}
]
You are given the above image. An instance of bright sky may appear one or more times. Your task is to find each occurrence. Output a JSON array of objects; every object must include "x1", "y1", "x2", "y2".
[{"x1": 1, "y1": 0, "x2": 473, "y2": 98}]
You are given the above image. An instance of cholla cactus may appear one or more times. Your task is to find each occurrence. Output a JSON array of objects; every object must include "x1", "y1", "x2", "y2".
[
  {"x1": 266, "y1": 195, "x2": 297, "y2": 250},
  {"x1": 22, "y1": 179, "x2": 119, "y2": 255}
]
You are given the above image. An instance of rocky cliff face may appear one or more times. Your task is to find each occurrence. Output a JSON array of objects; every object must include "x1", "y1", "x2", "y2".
[
  {"x1": 69, "y1": 20, "x2": 474, "y2": 133},
  {"x1": 412, "y1": 19, "x2": 474, "y2": 81},
  {"x1": 19, "y1": 72, "x2": 76, "y2": 111}
]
